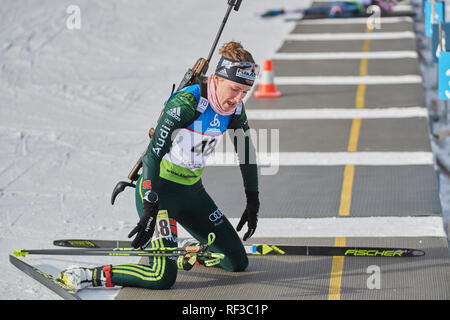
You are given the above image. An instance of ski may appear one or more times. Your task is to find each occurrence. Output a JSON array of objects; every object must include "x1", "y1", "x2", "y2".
[
  {"x1": 9, "y1": 255, "x2": 81, "y2": 300},
  {"x1": 16, "y1": 232, "x2": 224, "y2": 260},
  {"x1": 247, "y1": 244, "x2": 425, "y2": 257},
  {"x1": 14, "y1": 247, "x2": 224, "y2": 259},
  {"x1": 53, "y1": 239, "x2": 425, "y2": 257},
  {"x1": 54, "y1": 239, "x2": 132, "y2": 248}
]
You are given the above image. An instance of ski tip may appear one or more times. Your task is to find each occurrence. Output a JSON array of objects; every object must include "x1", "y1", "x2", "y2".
[
  {"x1": 13, "y1": 249, "x2": 28, "y2": 258},
  {"x1": 412, "y1": 249, "x2": 426, "y2": 257}
]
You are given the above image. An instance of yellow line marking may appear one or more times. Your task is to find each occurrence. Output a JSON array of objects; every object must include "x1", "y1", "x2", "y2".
[
  {"x1": 338, "y1": 165, "x2": 355, "y2": 217},
  {"x1": 355, "y1": 84, "x2": 366, "y2": 108},
  {"x1": 328, "y1": 237, "x2": 347, "y2": 300},
  {"x1": 355, "y1": 34, "x2": 371, "y2": 109},
  {"x1": 347, "y1": 119, "x2": 361, "y2": 153},
  {"x1": 329, "y1": 27, "x2": 372, "y2": 300},
  {"x1": 339, "y1": 32, "x2": 371, "y2": 216}
]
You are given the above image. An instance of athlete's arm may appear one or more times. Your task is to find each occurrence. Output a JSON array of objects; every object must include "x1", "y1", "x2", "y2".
[
  {"x1": 141, "y1": 92, "x2": 196, "y2": 194},
  {"x1": 228, "y1": 106, "x2": 258, "y2": 192},
  {"x1": 229, "y1": 105, "x2": 260, "y2": 241}
]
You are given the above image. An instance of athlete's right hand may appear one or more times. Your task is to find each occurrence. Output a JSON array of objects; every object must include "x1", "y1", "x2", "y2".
[
  {"x1": 236, "y1": 190, "x2": 260, "y2": 241},
  {"x1": 128, "y1": 191, "x2": 159, "y2": 249}
]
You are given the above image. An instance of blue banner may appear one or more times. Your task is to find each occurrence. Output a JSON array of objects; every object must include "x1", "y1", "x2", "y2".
[
  {"x1": 432, "y1": 23, "x2": 450, "y2": 62},
  {"x1": 425, "y1": 1, "x2": 445, "y2": 37},
  {"x1": 438, "y1": 52, "x2": 450, "y2": 100}
]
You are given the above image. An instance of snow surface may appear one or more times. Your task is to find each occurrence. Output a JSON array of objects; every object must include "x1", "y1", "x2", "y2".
[{"x1": 1, "y1": 0, "x2": 448, "y2": 300}]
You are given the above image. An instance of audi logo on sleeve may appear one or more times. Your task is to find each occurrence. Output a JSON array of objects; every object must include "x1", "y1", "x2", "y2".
[{"x1": 209, "y1": 208, "x2": 224, "y2": 226}]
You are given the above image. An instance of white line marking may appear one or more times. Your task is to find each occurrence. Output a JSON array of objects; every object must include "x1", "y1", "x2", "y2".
[
  {"x1": 274, "y1": 75, "x2": 422, "y2": 85},
  {"x1": 272, "y1": 51, "x2": 418, "y2": 60},
  {"x1": 262, "y1": 152, "x2": 434, "y2": 166},
  {"x1": 392, "y1": 4, "x2": 413, "y2": 11},
  {"x1": 246, "y1": 107, "x2": 428, "y2": 119},
  {"x1": 285, "y1": 31, "x2": 415, "y2": 40},
  {"x1": 207, "y1": 152, "x2": 434, "y2": 166},
  {"x1": 177, "y1": 217, "x2": 446, "y2": 238}
]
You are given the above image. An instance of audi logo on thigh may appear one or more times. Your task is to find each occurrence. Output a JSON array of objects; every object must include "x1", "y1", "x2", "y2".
[{"x1": 209, "y1": 209, "x2": 224, "y2": 222}]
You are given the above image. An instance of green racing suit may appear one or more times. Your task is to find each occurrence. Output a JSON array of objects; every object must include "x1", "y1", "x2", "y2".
[{"x1": 110, "y1": 83, "x2": 259, "y2": 289}]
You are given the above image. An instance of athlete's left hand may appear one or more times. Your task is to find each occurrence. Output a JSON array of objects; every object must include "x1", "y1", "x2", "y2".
[
  {"x1": 236, "y1": 190, "x2": 259, "y2": 241},
  {"x1": 128, "y1": 191, "x2": 159, "y2": 249}
]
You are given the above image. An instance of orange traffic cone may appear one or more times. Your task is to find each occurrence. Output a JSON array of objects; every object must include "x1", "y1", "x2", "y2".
[{"x1": 254, "y1": 59, "x2": 281, "y2": 98}]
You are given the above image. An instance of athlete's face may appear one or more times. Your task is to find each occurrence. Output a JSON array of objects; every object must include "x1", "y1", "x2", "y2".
[{"x1": 214, "y1": 76, "x2": 252, "y2": 112}]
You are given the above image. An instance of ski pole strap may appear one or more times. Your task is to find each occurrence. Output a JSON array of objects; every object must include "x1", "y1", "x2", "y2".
[
  {"x1": 177, "y1": 254, "x2": 197, "y2": 271},
  {"x1": 202, "y1": 257, "x2": 221, "y2": 267},
  {"x1": 207, "y1": 232, "x2": 216, "y2": 246},
  {"x1": 176, "y1": 250, "x2": 224, "y2": 270},
  {"x1": 176, "y1": 255, "x2": 223, "y2": 270},
  {"x1": 176, "y1": 233, "x2": 219, "y2": 270}
]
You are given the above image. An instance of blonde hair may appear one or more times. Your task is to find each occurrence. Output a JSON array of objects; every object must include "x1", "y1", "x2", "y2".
[{"x1": 218, "y1": 41, "x2": 255, "y2": 63}]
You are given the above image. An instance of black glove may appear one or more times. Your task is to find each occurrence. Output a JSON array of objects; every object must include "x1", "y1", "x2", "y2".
[
  {"x1": 236, "y1": 190, "x2": 260, "y2": 241},
  {"x1": 128, "y1": 191, "x2": 159, "y2": 249}
]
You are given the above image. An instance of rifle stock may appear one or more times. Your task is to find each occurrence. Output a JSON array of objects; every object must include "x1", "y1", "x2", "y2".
[
  {"x1": 127, "y1": 128, "x2": 154, "y2": 182},
  {"x1": 176, "y1": 58, "x2": 209, "y2": 91}
]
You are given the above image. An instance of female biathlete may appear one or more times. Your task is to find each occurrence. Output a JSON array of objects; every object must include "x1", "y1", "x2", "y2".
[{"x1": 58, "y1": 41, "x2": 260, "y2": 291}]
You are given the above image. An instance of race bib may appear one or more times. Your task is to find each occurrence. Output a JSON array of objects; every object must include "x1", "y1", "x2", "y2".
[{"x1": 151, "y1": 210, "x2": 178, "y2": 243}]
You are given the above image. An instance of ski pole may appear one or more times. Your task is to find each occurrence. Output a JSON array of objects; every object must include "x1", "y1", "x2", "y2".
[
  {"x1": 13, "y1": 248, "x2": 225, "y2": 259},
  {"x1": 175, "y1": 0, "x2": 242, "y2": 91},
  {"x1": 16, "y1": 232, "x2": 222, "y2": 258},
  {"x1": 205, "y1": 0, "x2": 243, "y2": 68}
]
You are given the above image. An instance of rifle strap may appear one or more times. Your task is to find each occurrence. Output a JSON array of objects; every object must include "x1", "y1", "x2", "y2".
[{"x1": 182, "y1": 76, "x2": 209, "y2": 128}]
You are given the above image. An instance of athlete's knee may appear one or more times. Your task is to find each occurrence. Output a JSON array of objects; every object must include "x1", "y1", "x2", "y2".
[
  {"x1": 233, "y1": 254, "x2": 249, "y2": 272},
  {"x1": 229, "y1": 260, "x2": 248, "y2": 272},
  {"x1": 147, "y1": 270, "x2": 177, "y2": 290},
  {"x1": 223, "y1": 248, "x2": 248, "y2": 272},
  {"x1": 111, "y1": 261, "x2": 177, "y2": 290},
  {"x1": 143, "y1": 256, "x2": 178, "y2": 290}
]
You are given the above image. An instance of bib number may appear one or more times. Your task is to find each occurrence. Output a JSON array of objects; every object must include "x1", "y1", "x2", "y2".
[
  {"x1": 151, "y1": 210, "x2": 173, "y2": 240},
  {"x1": 191, "y1": 138, "x2": 217, "y2": 157}
]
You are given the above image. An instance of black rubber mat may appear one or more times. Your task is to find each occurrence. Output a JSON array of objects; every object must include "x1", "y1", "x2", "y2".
[
  {"x1": 200, "y1": 165, "x2": 441, "y2": 218},
  {"x1": 339, "y1": 237, "x2": 450, "y2": 299},
  {"x1": 277, "y1": 39, "x2": 416, "y2": 52},
  {"x1": 357, "y1": 117, "x2": 431, "y2": 152},
  {"x1": 115, "y1": 237, "x2": 449, "y2": 300},
  {"x1": 229, "y1": 117, "x2": 431, "y2": 152},
  {"x1": 350, "y1": 165, "x2": 442, "y2": 216},
  {"x1": 290, "y1": 21, "x2": 414, "y2": 34},
  {"x1": 245, "y1": 84, "x2": 425, "y2": 109},
  {"x1": 272, "y1": 58, "x2": 420, "y2": 77}
]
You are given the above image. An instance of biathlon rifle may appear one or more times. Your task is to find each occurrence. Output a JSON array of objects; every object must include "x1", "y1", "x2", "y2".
[{"x1": 111, "y1": 0, "x2": 242, "y2": 205}]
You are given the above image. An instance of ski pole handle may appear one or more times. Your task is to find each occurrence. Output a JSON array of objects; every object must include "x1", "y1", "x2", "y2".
[
  {"x1": 206, "y1": 1, "x2": 237, "y2": 63},
  {"x1": 229, "y1": 0, "x2": 242, "y2": 11}
]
